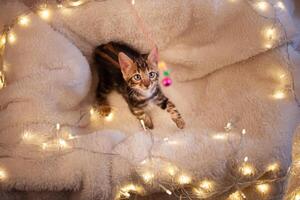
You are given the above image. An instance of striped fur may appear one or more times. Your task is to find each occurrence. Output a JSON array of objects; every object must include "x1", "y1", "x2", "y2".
[{"x1": 94, "y1": 42, "x2": 185, "y2": 129}]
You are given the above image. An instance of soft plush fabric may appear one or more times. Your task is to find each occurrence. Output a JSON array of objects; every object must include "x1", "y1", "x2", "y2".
[{"x1": 0, "y1": 0, "x2": 299, "y2": 199}]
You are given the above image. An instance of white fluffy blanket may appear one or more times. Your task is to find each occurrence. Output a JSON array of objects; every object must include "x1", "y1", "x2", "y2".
[{"x1": 0, "y1": 0, "x2": 300, "y2": 199}]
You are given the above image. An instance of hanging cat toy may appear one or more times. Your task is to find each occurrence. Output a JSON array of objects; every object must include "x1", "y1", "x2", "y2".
[{"x1": 158, "y1": 61, "x2": 172, "y2": 87}]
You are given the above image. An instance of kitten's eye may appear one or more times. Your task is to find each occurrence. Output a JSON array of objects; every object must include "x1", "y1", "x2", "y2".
[
  {"x1": 133, "y1": 74, "x2": 141, "y2": 81},
  {"x1": 149, "y1": 72, "x2": 157, "y2": 79}
]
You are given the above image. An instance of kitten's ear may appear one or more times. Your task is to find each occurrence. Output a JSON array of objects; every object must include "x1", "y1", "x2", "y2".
[
  {"x1": 147, "y1": 45, "x2": 159, "y2": 67},
  {"x1": 118, "y1": 52, "x2": 134, "y2": 78}
]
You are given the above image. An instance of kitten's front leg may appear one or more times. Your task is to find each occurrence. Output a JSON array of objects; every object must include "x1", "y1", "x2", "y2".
[
  {"x1": 154, "y1": 92, "x2": 185, "y2": 129},
  {"x1": 130, "y1": 106, "x2": 154, "y2": 129}
]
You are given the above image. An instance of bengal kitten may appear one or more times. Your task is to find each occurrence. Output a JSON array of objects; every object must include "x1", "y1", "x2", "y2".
[{"x1": 94, "y1": 42, "x2": 185, "y2": 129}]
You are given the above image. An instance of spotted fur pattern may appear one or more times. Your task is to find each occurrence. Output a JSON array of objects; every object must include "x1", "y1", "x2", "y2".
[{"x1": 94, "y1": 42, "x2": 185, "y2": 129}]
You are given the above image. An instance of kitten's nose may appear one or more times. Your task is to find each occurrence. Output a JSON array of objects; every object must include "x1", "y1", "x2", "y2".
[{"x1": 144, "y1": 80, "x2": 150, "y2": 88}]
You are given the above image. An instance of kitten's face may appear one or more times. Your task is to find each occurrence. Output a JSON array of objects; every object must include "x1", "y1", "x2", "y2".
[{"x1": 118, "y1": 47, "x2": 159, "y2": 96}]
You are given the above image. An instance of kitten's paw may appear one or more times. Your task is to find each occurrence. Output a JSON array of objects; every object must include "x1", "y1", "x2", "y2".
[
  {"x1": 95, "y1": 105, "x2": 112, "y2": 117},
  {"x1": 174, "y1": 118, "x2": 185, "y2": 129}
]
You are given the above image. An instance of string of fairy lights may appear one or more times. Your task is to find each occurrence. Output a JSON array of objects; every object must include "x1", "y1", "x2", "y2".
[{"x1": 0, "y1": 0, "x2": 299, "y2": 199}]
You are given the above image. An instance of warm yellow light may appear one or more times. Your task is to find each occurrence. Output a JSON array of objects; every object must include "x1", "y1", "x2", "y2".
[
  {"x1": 199, "y1": 180, "x2": 214, "y2": 191},
  {"x1": 256, "y1": 183, "x2": 270, "y2": 194},
  {"x1": 279, "y1": 74, "x2": 286, "y2": 79},
  {"x1": 39, "y1": 9, "x2": 51, "y2": 20},
  {"x1": 58, "y1": 138, "x2": 67, "y2": 148},
  {"x1": 267, "y1": 163, "x2": 280, "y2": 172},
  {"x1": 22, "y1": 131, "x2": 33, "y2": 141},
  {"x1": 0, "y1": 35, "x2": 6, "y2": 46},
  {"x1": 57, "y1": 4, "x2": 63, "y2": 8},
  {"x1": 69, "y1": 0, "x2": 83, "y2": 7},
  {"x1": 18, "y1": 16, "x2": 30, "y2": 26},
  {"x1": 244, "y1": 156, "x2": 249, "y2": 162},
  {"x1": 265, "y1": 28, "x2": 275, "y2": 39},
  {"x1": 295, "y1": 193, "x2": 300, "y2": 200},
  {"x1": 273, "y1": 90, "x2": 285, "y2": 99},
  {"x1": 265, "y1": 43, "x2": 273, "y2": 49},
  {"x1": 167, "y1": 166, "x2": 177, "y2": 176},
  {"x1": 8, "y1": 32, "x2": 16, "y2": 44},
  {"x1": 276, "y1": 1, "x2": 285, "y2": 10},
  {"x1": 56, "y1": 123, "x2": 61, "y2": 131},
  {"x1": 0, "y1": 169, "x2": 7, "y2": 180},
  {"x1": 229, "y1": 191, "x2": 246, "y2": 200},
  {"x1": 212, "y1": 133, "x2": 228, "y2": 140},
  {"x1": 105, "y1": 112, "x2": 114, "y2": 122},
  {"x1": 42, "y1": 143, "x2": 48, "y2": 150},
  {"x1": 256, "y1": 1, "x2": 269, "y2": 11},
  {"x1": 178, "y1": 174, "x2": 191, "y2": 185},
  {"x1": 242, "y1": 129, "x2": 246, "y2": 135},
  {"x1": 142, "y1": 172, "x2": 154, "y2": 183},
  {"x1": 131, "y1": 0, "x2": 135, "y2": 5},
  {"x1": 240, "y1": 163, "x2": 255, "y2": 176},
  {"x1": 120, "y1": 184, "x2": 144, "y2": 194}
]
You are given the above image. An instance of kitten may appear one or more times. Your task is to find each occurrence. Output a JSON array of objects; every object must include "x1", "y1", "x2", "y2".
[{"x1": 94, "y1": 42, "x2": 185, "y2": 129}]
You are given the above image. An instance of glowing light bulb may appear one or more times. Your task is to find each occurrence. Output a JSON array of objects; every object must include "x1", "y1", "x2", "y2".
[
  {"x1": 39, "y1": 9, "x2": 50, "y2": 20},
  {"x1": 58, "y1": 138, "x2": 67, "y2": 148},
  {"x1": 131, "y1": 0, "x2": 135, "y2": 5},
  {"x1": 69, "y1": 0, "x2": 83, "y2": 6},
  {"x1": 256, "y1": 183, "x2": 270, "y2": 194},
  {"x1": 256, "y1": 1, "x2": 269, "y2": 11},
  {"x1": 165, "y1": 189, "x2": 172, "y2": 195},
  {"x1": 265, "y1": 43, "x2": 273, "y2": 49},
  {"x1": 0, "y1": 169, "x2": 7, "y2": 180},
  {"x1": 178, "y1": 174, "x2": 191, "y2": 185},
  {"x1": 276, "y1": 1, "x2": 285, "y2": 10},
  {"x1": 229, "y1": 191, "x2": 246, "y2": 200},
  {"x1": 121, "y1": 184, "x2": 138, "y2": 193},
  {"x1": 199, "y1": 180, "x2": 214, "y2": 191},
  {"x1": 279, "y1": 74, "x2": 286, "y2": 79},
  {"x1": 8, "y1": 32, "x2": 16, "y2": 44},
  {"x1": 0, "y1": 35, "x2": 6, "y2": 46},
  {"x1": 105, "y1": 112, "x2": 114, "y2": 122},
  {"x1": 142, "y1": 172, "x2": 154, "y2": 183},
  {"x1": 240, "y1": 163, "x2": 255, "y2": 176},
  {"x1": 266, "y1": 28, "x2": 275, "y2": 39},
  {"x1": 90, "y1": 107, "x2": 95, "y2": 115},
  {"x1": 56, "y1": 123, "x2": 61, "y2": 131},
  {"x1": 22, "y1": 131, "x2": 33, "y2": 141},
  {"x1": 273, "y1": 90, "x2": 285, "y2": 99},
  {"x1": 212, "y1": 133, "x2": 227, "y2": 140},
  {"x1": 42, "y1": 143, "x2": 48, "y2": 150},
  {"x1": 242, "y1": 129, "x2": 246, "y2": 135},
  {"x1": 167, "y1": 166, "x2": 177, "y2": 176},
  {"x1": 244, "y1": 156, "x2": 249, "y2": 162},
  {"x1": 267, "y1": 163, "x2": 280, "y2": 172},
  {"x1": 18, "y1": 16, "x2": 30, "y2": 26}
]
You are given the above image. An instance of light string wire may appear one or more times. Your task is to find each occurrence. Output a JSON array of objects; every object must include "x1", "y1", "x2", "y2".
[{"x1": 0, "y1": 0, "x2": 299, "y2": 199}]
